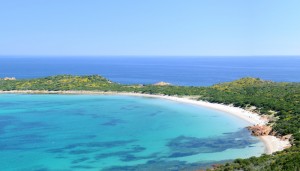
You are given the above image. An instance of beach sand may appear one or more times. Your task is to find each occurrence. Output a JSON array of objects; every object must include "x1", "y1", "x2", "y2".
[{"x1": 0, "y1": 90, "x2": 291, "y2": 154}]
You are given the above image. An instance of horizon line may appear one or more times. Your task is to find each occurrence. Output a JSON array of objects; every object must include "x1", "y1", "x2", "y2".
[{"x1": 0, "y1": 55, "x2": 300, "y2": 58}]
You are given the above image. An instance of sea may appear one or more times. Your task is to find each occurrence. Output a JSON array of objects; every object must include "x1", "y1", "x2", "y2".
[
  {"x1": 0, "y1": 94, "x2": 264, "y2": 170},
  {"x1": 0, "y1": 56, "x2": 299, "y2": 86},
  {"x1": 0, "y1": 56, "x2": 298, "y2": 170}
]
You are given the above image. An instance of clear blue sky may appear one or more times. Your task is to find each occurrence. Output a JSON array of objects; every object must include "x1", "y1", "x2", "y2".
[{"x1": 0, "y1": 0, "x2": 300, "y2": 56}]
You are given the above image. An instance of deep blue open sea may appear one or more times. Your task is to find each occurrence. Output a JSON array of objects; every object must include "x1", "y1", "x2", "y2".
[{"x1": 0, "y1": 56, "x2": 299, "y2": 86}]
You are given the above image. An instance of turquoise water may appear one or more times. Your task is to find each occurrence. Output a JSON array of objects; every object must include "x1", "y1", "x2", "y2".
[{"x1": 0, "y1": 94, "x2": 265, "y2": 170}]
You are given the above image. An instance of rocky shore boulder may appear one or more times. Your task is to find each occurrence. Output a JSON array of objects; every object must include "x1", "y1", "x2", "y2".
[
  {"x1": 247, "y1": 125, "x2": 272, "y2": 136},
  {"x1": 281, "y1": 134, "x2": 292, "y2": 141}
]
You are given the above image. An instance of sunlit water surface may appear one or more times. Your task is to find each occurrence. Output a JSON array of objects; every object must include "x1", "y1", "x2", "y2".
[{"x1": 0, "y1": 94, "x2": 265, "y2": 170}]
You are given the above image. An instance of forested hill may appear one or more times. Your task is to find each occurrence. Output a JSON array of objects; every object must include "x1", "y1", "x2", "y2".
[
  {"x1": 0, "y1": 75, "x2": 300, "y2": 170},
  {"x1": 0, "y1": 75, "x2": 114, "y2": 91}
]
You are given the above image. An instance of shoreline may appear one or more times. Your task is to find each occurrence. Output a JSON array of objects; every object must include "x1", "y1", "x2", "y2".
[{"x1": 0, "y1": 90, "x2": 291, "y2": 154}]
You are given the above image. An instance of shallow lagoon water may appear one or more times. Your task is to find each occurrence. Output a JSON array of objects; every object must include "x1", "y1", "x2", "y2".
[{"x1": 0, "y1": 94, "x2": 265, "y2": 170}]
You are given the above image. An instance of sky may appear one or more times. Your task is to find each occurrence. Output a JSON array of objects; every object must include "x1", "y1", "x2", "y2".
[{"x1": 0, "y1": 0, "x2": 300, "y2": 56}]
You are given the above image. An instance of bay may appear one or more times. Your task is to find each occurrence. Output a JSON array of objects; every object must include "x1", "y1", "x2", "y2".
[{"x1": 0, "y1": 94, "x2": 265, "y2": 170}]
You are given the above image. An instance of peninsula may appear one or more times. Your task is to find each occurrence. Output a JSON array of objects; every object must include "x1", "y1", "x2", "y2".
[{"x1": 1, "y1": 75, "x2": 299, "y2": 170}]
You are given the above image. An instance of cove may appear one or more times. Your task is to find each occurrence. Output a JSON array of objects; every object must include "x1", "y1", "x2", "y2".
[{"x1": 0, "y1": 94, "x2": 265, "y2": 170}]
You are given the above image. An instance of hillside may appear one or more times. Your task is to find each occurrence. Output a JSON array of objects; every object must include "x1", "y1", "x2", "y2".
[{"x1": 0, "y1": 75, "x2": 118, "y2": 91}]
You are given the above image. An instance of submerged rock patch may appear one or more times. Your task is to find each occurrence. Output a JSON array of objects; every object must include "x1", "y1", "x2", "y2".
[{"x1": 167, "y1": 129, "x2": 259, "y2": 158}]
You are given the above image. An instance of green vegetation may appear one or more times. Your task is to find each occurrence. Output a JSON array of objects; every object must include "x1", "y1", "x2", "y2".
[{"x1": 1, "y1": 75, "x2": 300, "y2": 170}]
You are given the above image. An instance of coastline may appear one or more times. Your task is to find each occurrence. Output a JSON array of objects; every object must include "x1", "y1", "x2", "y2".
[{"x1": 0, "y1": 90, "x2": 291, "y2": 154}]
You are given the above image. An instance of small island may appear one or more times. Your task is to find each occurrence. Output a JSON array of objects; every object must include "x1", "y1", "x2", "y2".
[{"x1": 0, "y1": 75, "x2": 299, "y2": 170}]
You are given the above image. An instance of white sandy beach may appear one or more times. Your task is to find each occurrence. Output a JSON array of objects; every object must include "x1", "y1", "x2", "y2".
[
  {"x1": 0, "y1": 90, "x2": 291, "y2": 154},
  {"x1": 116, "y1": 92, "x2": 291, "y2": 154}
]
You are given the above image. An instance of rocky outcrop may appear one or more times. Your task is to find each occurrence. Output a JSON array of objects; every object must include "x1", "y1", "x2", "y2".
[
  {"x1": 247, "y1": 125, "x2": 272, "y2": 136},
  {"x1": 1, "y1": 77, "x2": 16, "y2": 80},
  {"x1": 153, "y1": 82, "x2": 171, "y2": 86},
  {"x1": 281, "y1": 134, "x2": 292, "y2": 141}
]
